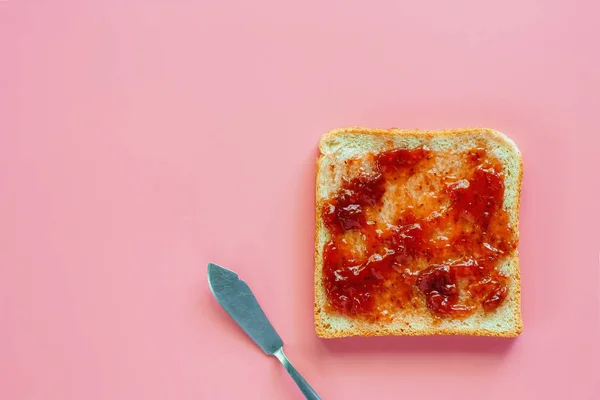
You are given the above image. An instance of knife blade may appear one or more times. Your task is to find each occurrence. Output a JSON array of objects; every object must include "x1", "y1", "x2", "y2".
[{"x1": 207, "y1": 262, "x2": 283, "y2": 354}]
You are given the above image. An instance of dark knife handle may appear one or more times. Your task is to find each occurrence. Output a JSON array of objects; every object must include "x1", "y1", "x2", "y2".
[{"x1": 273, "y1": 348, "x2": 322, "y2": 400}]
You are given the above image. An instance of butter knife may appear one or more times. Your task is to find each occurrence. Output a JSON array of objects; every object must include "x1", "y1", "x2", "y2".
[{"x1": 207, "y1": 263, "x2": 322, "y2": 400}]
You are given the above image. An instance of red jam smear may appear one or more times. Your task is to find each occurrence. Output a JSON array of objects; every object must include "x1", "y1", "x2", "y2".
[
  {"x1": 322, "y1": 173, "x2": 385, "y2": 233},
  {"x1": 321, "y1": 147, "x2": 517, "y2": 319}
]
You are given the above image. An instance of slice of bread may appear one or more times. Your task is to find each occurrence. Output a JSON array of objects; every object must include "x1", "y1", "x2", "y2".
[{"x1": 314, "y1": 127, "x2": 523, "y2": 338}]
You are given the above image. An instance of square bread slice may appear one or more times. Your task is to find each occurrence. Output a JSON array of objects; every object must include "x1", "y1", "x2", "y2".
[{"x1": 314, "y1": 127, "x2": 523, "y2": 338}]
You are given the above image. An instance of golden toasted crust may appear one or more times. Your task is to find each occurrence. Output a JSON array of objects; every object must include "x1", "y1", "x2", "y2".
[{"x1": 314, "y1": 127, "x2": 523, "y2": 338}]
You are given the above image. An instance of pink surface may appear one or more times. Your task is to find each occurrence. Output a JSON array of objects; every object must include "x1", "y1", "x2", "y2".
[{"x1": 1, "y1": 1, "x2": 599, "y2": 399}]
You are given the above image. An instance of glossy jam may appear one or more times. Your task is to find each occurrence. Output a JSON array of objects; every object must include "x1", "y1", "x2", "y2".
[{"x1": 321, "y1": 147, "x2": 517, "y2": 320}]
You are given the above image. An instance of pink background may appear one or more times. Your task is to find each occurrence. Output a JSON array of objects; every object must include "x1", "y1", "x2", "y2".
[{"x1": 1, "y1": 1, "x2": 599, "y2": 399}]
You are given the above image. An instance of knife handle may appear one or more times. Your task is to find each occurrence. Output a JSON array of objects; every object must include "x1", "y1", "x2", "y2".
[{"x1": 273, "y1": 348, "x2": 322, "y2": 400}]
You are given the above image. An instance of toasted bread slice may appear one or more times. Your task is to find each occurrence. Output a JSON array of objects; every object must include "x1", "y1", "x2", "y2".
[{"x1": 314, "y1": 127, "x2": 523, "y2": 338}]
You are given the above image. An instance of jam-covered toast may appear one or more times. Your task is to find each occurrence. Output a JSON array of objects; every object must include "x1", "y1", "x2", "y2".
[{"x1": 314, "y1": 127, "x2": 523, "y2": 338}]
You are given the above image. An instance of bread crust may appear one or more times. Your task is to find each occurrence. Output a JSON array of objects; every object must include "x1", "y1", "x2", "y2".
[{"x1": 314, "y1": 127, "x2": 523, "y2": 338}]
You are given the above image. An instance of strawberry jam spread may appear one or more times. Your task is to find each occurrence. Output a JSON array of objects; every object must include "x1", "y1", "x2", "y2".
[{"x1": 321, "y1": 146, "x2": 517, "y2": 320}]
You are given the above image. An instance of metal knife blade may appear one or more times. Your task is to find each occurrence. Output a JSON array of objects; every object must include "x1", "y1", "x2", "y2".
[{"x1": 207, "y1": 262, "x2": 283, "y2": 355}]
